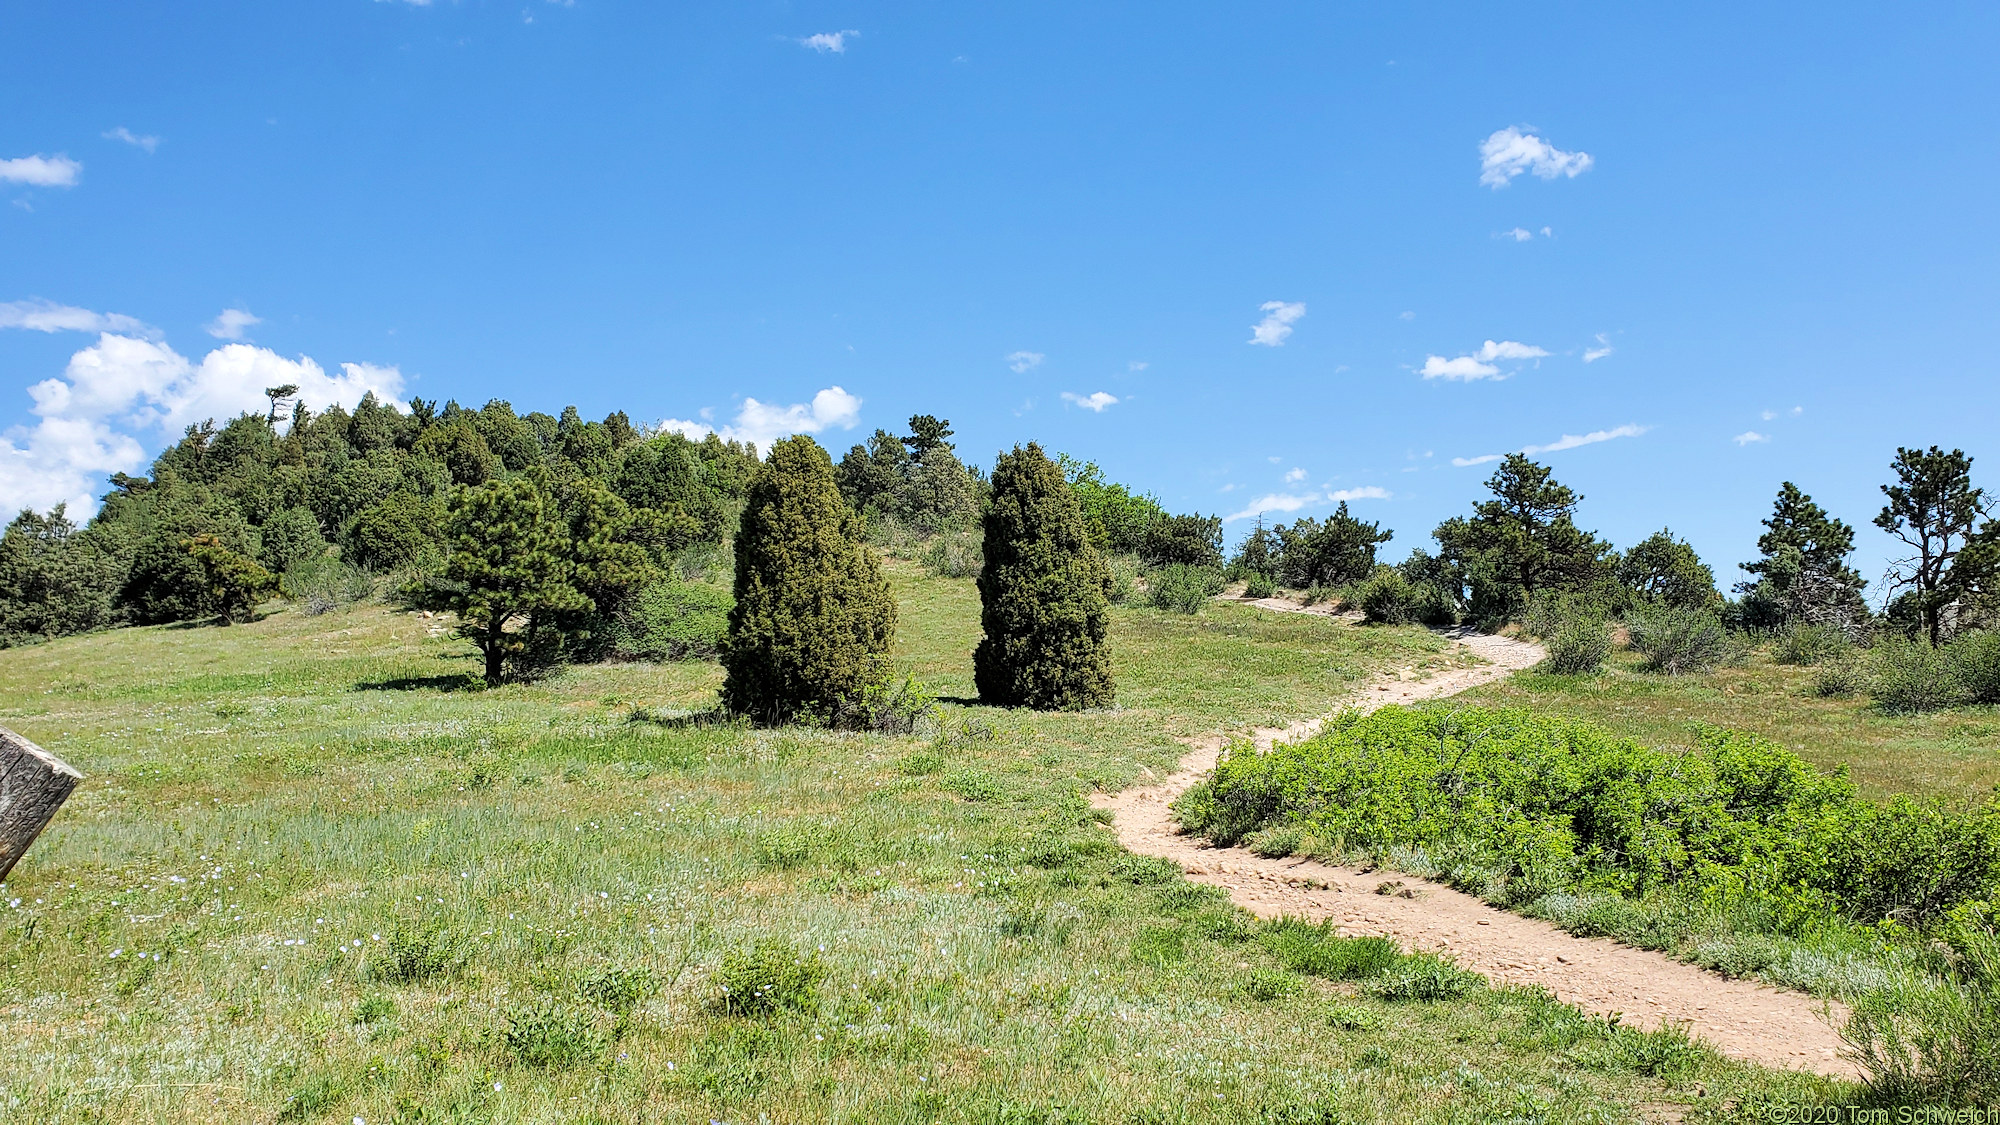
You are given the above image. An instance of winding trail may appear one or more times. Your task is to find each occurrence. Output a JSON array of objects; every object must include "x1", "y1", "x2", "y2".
[{"x1": 1093, "y1": 613, "x2": 1858, "y2": 1079}]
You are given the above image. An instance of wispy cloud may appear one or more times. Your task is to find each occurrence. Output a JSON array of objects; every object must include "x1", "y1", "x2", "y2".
[
  {"x1": 800, "y1": 30, "x2": 859, "y2": 53},
  {"x1": 1582, "y1": 333, "x2": 1614, "y2": 363},
  {"x1": 205, "y1": 308, "x2": 261, "y2": 341},
  {"x1": 1248, "y1": 300, "x2": 1305, "y2": 347},
  {"x1": 1479, "y1": 127, "x2": 1592, "y2": 189},
  {"x1": 662, "y1": 386, "x2": 861, "y2": 451},
  {"x1": 1452, "y1": 423, "x2": 1649, "y2": 467},
  {"x1": 1419, "y1": 339, "x2": 1548, "y2": 381},
  {"x1": 1061, "y1": 391, "x2": 1118, "y2": 412},
  {"x1": 1226, "y1": 485, "x2": 1389, "y2": 523},
  {"x1": 0, "y1": 154, "x2": 82, "y2": 187},
  {"x1": 1734, "y1": 431, "x2": 1770, "y2": 446},
  {"x1": 1128, "y1": 360, "x2": 1148, "y2": 372},
  {"x1": 102, "y1": 127, "x2": 159, "y2": 154},
  {"x1": 1006, "y1": 350, "x2": 1044, "y2": 374},
  {"x1": 1, "y1": 299, "x2": 155, "y2": 338},
  {"x1": 1283, "y1": 467, "x2": 1307, "y2": 483}
]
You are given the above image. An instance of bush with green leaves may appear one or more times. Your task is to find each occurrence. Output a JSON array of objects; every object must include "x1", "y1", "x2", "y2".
[
  {"x1": 1175, "y1": 704, "x2": 2000, "y2": 931},
  {"x1": 1872, "y1": 637, "x2": 1965, "y2": 713},
  {"x1": 1948, "y1": 630, "x2": 2000, "y2": 705},
  {"x1": 1842, "y1": 911, "x2": 2000, "y2": 1104},
  {"x1": 714, "y1": 939, "x2": 825, "y2": 1017},
  {"x1": 185, "y1": 534, "x2": 277, "y2": 624},
  {"x1": 1624, "y1": 605, "x2": 1742, "y2": 675},
  {"x1": 1147, "y1": 563, "x2": 1223, "y2": 614},
  {"x1": 503, "y1": 1000, "x2": 606, "y2": 1069},
  {"x1": 1242, "y1": 571, "x2": 1277, "y2": 599},
  {"x1": 609, "y1": 579, "x2": 731, "y2": 661},
  {"x1": 1773, "y1": 620, "x2": 1852, "y2": 666},
  {"x1": 1541, "y1": 615, "x2": 1610, "y2": 674},
  {"x1": 975, "y1": 442, "x2": 1114, "y2": 710},
  {"x1": 0, "y1": 505, "x2": 120, "y2": 645},
  {"x1": 723, "y1": 435, "x2": 898, "y2": 724}
]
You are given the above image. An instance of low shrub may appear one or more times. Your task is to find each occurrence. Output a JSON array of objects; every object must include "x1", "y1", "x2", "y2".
[
  {"x1": 1949, "y1": 630, "x2": 2000, "y2": 705},
  {"x1": 714, "y1": 939, "x2": 825, "y2": 1017},
  {"x1": 1105, "y1": 555, "x2": 1141, "y2": 606},
  {"x1": 1148, "y1": 564, "x2": 1224, "y2": 614},
  {"x1": 1625, "y1": 606, "x2": 1741, "y2": 675},
  {"x1": 609, "y1": 579, "x2": 731, "y2": 661},
  {"x1": 1367, "y1": 954, "x2": 1481, "y2": 1001},
  {"x1": 503, "y1": 1000, "x2": 606, "y2": 1069},
  {"x1": 813, "y1": 675, "x2": 938, "y2": 734},
  {"x1": 579, "y1": 966, "x2": 656, "y2": 1017},
  {"x1": 1242, "y1": 571, "x2": 1277, "y2": 600},
  {"x1": 1358, "y1": 570, "x2": 1418, "y2": 626},
  {"x1": 279, "y1": 555, "x2": 374, "y2": 615},
  {"x1": 1257, "y1": 917, "x2": 1402, "y2": 980},
  {"x1": 1843, "y1": 914, "x2": 2000, "y2": 1104},
  {"x1": 1873, "y1": 638, "x2": 1964, "y2": 713},
  {"x1": 1542, "y1": 616, "x2": 1610, "y2": 674},
  {"x1": 372, "y1": 925, "x2": 467, "y2": 984},
  {"x1": 1774, "y1": 620, "x2": 1851, "y2": 666},
  {"x1": 919, "y1": 533, "x2": 982, "y2": 579},
  {"x1": 1813, "y1": 655, "x2": 1870, "y2": 698}
]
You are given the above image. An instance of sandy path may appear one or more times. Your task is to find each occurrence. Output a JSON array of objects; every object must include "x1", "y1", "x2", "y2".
[{"x1": 1093, "y1": 624, "x2": 1857, "y2": 1079}]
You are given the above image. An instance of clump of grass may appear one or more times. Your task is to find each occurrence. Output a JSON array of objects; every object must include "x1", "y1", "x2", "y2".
[
  {"x1": 1247, "y1": 824, "x2": 1305, "y2": 858},
  {"x1": 1238, "y1": 967, "x2": 1302, "y2": 1002},
  {"x1": 503, "y1": 1000, "x2": 606, "y2": 1069},
  {"x1": 1258, "y1": 917, "x2": 1402, "y2": 980},
  {"x1": 372, "y1": 925, "x2": 467, "y2": 984},
  {"x1": 1813, "y1": 654, "x2": 1870, "y2": 698},
  {"x1": 714, "y1": 939, "x2": 825, "y2": 1017},
  {"x1": 897, "y1": 750, "x2": 945, "y2": 776},
  {"x1": 1130, "y1": 924, "x2": 1187, "y2": 967},
  {"x1": 1367, "y1": 954, "x2": 1482, "y2": 1001},
  {"x1": 1323, "y1": 1001, "x2": 1383, "y2": 1030},
  {"x1": 942, "y1": 769, "x2": 1000, "y2": 802},
  {"x1": 1156, "y1": 880, "x2": 1228, "y2": 914},
  {"x1": 1110, "y1": 854, "x2": 1184, "y2": 886},
  {"x1": 755, "y1": 826, "x2": 817, "y2": 869},
  {"x1": 353, "y1": 995, "x2": 395, "y2": 1025},
  {"x1": 1243, "y1": 571, "x2": 1277, "y2": 599},
  {"x1": 579, "y1": 965, "x2": 656, "y2": 1016}
]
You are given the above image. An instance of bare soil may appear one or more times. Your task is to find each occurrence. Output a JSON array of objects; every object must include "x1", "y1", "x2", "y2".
[{"x1": 1093, "y1": 624, "x2": 1859, "y2": 1079}]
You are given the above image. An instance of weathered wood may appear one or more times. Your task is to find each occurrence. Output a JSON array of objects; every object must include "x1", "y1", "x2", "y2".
[{"x1": 0, "y1": 726, "x2": 82, "y2": 883}]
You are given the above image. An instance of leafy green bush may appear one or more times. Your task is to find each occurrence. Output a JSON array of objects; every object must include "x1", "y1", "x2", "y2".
[
  {"x1": 503, "y1": 1000, "x2": 605, "y2": 1068},
  {"x1": 1242, "y1": 571, "x2": 1277, "y2": 599},
  {"x1": 1357, "y1": 570, "x2": 1419, "y2": 625},
  {"x1": 814, "y1": 675, "x2": 938, "y2": 734},
  {"x1": 1873, "y1": 637, "x2": 1965, "y2": 713},
  {"x1": 1147, "y1": 564, "x2": 1223, "y2": 614},
  {"x1": 1842, "y1": 912, "x2": 2000, "y2": 1104},
  {"x1": 1625, "y1": 605, "x2": 1742, "y2": 675},
  {"x1": 1258, "y1": 917, "x2": 1402, "y2": 980},
  {"x1": 1813, "y1": 654, "x2": 1869, "y2": 698},
  {"x1": 1948, "y1": 631, "x2": 2000, "y2": 705},
  {"x1": 1322, "y1": 1002, "x2": 1383, "y2": 1030},
  {"x1": 610, "y1": 579, "x2": 731, "y2": 661},
  {"x1": 1367, "y1": 955, "x2": 1482, "y2": 1001},
  {"x1": 1774, "y1": 620, "x2": 1851, "y2": 666},
  {"x1": 1542, "y1": 616, "x2": 1609, "y2": 674},
  {"x1": 280, "y1": 554, "x2": 375, "y2": 615},
  {"x1": 373, "y1": 926, "x2": 468, "y2": 984},
  {"x1": 714, "y1": 939, "x2": 825, "y2": 1017}
]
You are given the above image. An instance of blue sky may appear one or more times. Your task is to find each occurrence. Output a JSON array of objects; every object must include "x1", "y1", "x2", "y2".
[{"x1": 4, "y1": 2, "x2": 1997, "y2": 594}]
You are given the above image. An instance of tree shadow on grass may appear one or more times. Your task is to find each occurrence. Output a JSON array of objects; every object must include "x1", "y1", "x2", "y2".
[
  {"x1": 625, "y1": 704, "x2": 745, "y2": 729},
  {"x1": 354, "y1": 672, "x2": 485, "y2": 693}
]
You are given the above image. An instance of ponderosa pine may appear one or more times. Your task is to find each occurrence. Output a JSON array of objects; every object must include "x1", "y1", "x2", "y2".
[
  {"x1": 722, "y1": 435, "x2": 896, "y2": 723},
  {"x1": 974, "y1": 442, "x2": 1114, "y2": 710}
]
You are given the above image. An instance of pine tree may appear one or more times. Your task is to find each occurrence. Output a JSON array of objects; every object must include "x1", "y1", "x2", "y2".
[
  {"x1": 722, "y1": 436, "x2": 897, "y2": 724},
  {"x1": 1876, "y1": 447, "x2": 1990, "y2": 644},
  {"x1": 1738, "y1": 481, "x2": 1868, "y2": 627},
  {"x1": 974, "y1": 442, "x2": 1114, "y2": 710},
  {"x1": 1432, "y1": 454, "x2": 1609, "y2": 622},
  {"x1": 444, "y1": 477, "x2": 589, "y2": 685}
]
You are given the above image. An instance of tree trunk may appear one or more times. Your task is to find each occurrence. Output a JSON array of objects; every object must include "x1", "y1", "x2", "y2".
[{"x1": 0, "y1": 726, "x2": 83, "y2": 883}]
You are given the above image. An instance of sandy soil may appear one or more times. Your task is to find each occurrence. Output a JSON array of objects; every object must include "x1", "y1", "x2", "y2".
[{"x1": 1092, "y1": 625, "x2": 1858, "y2": 1079}]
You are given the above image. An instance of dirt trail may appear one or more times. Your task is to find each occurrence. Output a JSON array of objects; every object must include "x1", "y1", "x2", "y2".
[{"x1": 1093, "y1": 621, "x2": 1858, "y2": 1079}]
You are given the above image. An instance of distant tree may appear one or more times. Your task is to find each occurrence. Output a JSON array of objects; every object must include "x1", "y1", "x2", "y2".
[
  {"x1": 1268, "y1": 504, "x2": 1392, "y2": 588},
  {"x1": 1737, "y1": 481, "x2": 1868, "y2": 628},
  {"x1": 553, "y1": 405, "x2": 615, "y2": 480},
  {"x1": 444, "y1": 477, "x2": 590, "y2": 685},
  {"x1": 903, "y1": 415, "x2": 955, "y2": 462},
  {"x1": 1617, "y1": 529, "x2": 1719, "y2": 610},
  {"x1": 344, "y1": 491, "x2": 437, "y2": 571},
  {"x1": 1876, "y1": 446, "x2": 1991, "y2": 644},
  {"x1": 119, "y1": 485, "x2": 262, "y2": 625},
  {"x1": 722, "y1": 436, "x2": 897, "y2": 723},
  {"x1": 835, "y1": 430, "x2": 910, "y2": 514},
  {"x1": 975, "y1": 442, "x2": 1114, "y2": 710},
  {"x1": 1057, "y1": 454, "x2": 1167, "y2": 556},
  {"x1": 474, "y1": 400, "x2": 545, "y2": 472},
  {"x1": 0, "y1": 506, "x2": 121, "y2": 645},
  {"x1": 1229, "y1": 518, "x2": 1276, "y2": 579},
  {"x1": 412, "y1": 419, "x2": 498, "y2": 486},
  {"x1": 1141, "y1": 513, "x2": 1225, "y2": 569},
  {"x1": 259, "y1": 506, "x2": 328, "y2": 575},
  {"x1": 1433, "y1": 455, "x2": 1609, "y2": 620},
  {"x1": 184, "y1": 534, "x2": 276, "y2": 624},
  {"x1": 555, "y1": 479, "x2": 665, "y2": 657},
  {"x1": 264, "y1": 383, "x2": 299, "y2": 425},
  {"x1": 834, "y1": 417, "x2": 981, "y2": 533}
]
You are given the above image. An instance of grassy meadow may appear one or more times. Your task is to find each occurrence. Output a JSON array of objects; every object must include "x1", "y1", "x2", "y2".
[{"x1": 0, "y1": 564, "x2": 1848, "y2": 1123}]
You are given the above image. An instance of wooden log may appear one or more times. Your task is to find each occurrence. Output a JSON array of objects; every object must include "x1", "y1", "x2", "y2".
[{"x1": 0, "y1": 726, "x2": 82, "y2": 883}]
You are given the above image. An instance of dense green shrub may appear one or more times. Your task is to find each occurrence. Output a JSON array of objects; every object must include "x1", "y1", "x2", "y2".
[
  {"x1": 1873, "y1": 637, "x2": 1964, "y2": 713},
  {"x1": 443, "y1": 477, "x2": 590, "y2": 685},
  {"x1": 1541, "y1": 616, "x2": 1610, "y2": 674},
  {"x1": 1140, "y1": 513, "x2": 1224, "y2": 569},
  {"x1": 185, "y1": 534, "x2": 277, "y2": 623},
  {"x1": 1147, "y1": 564, "x2": 1223, "y2": 614},
  {"x1": 343, "y1": 490, "x2": 437, "y2": 571},
  {"x1": 258, "y1": 506, "x2": 328, "y2": 575},
  {"x1": 1774, "y1": 620, "x2": 1852, "y2": 666},
  {"x1": 1242, "y1": 571, "x2": 1277, "y2": 599},
  {"x1": 0, "y1": 505, "x2": 120, "y2": 645},
  {"x1": 1625, "y1": 605, "x2": 1741, "y2": 675},
  {"x1": 1356, "y1": 568, "x2": 1454, "y2": 627},
  {"x1": 723, "y1": 436, "x2": 898, "y2": 724},
  {"x1": 714, "y1": 939, "x2": 825, "y2": 1017},
  {"x1": 280, "y1": 555, "x2": 374, "y2": 614},
  {"x1": 610, "y1": 579, "x2": 731, "y2": 661},
  {"x1": 1174, "y1": 705, "x2": 2000, "y2": 931},
  {"x1": 1948, "y1": 631, "x2": 2000, "y2": 704},
  {"x1": 1268, "y1": 504, "x2": 1393, "y2": 589},
  {"x1": 503, "y1": 1000, "x2": 605, "y2": 1069},
  {"x1": 975, "y1": 443, "x2": 1114, "y2": 710}
]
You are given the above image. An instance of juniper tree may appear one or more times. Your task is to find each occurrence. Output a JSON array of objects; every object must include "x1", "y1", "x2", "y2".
[
  {"x1": 722, "y1": 435, "x2": 897, "y2": 724},
  {"x1": 974, "y1": 442, "x2": 1114, "y2": 710}
]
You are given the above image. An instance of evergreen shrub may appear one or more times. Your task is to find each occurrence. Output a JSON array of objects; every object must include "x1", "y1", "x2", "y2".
[
  {"x1": 1873, "y1": 638, "x2": 1964, "y2": 713},
  {"x1": 1147, "y1": 563, "x2": 1223, "y2": 614},
  {"x1": 1625, "y1": 605, "x2": 1742, "y2": 675},
  {"x1": 610, "y1": 579, "x2": 731, "y2": 661},
  {"x1": 1542, "y1": 616, "x2": 1610, "y2": 674},
  {"x1": 1774, "y1": 620, "x2": 1851, "y2": 666}
]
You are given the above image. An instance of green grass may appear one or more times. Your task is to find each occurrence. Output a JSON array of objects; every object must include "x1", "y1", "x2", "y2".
[
  {"x1": 0, "y1": 565, "x2": 1843, "y2": 1122},
  {"x1": 1459, "y1": 641, "x2": 2000, "y2": 803}
]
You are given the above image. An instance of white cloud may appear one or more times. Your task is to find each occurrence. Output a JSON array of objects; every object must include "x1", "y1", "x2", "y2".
[
  {"x1": 1248, "y1": 300, "x2": 1305, "y2": 347},
  {"x1": 1478, "y1": 127, "x2": 1593, "y2": 189},
  {"x1": 1005, "y1": 350, "x2": 1044, "y2": 373},
  {"x1": 1582, "y1": 333, "x2": 1614, "y2": 363},
  {"x1": 102, "y1": 127, "x2": 159, "y2": 154},
  {"x1": 1061, "y1": 391, "x2": 1118, "y2": 412},
  {"x1": 205, "y1": 308, "x2": 262, "y2": 341},
  {"x1": 1399, "y1": 311, "x2": 1415, "y2": 320},
  {"x1": 661, "y1": 386, "x2": 862, "y2": 450},
  {"x1": 0, "y1": 299, "x2": 155, "y2": 337},
  {"x1": 1128, "y1": 360, "x2": 1148, "y2": 372},
  {"x1": 1502, "y1": 227, "x2": 1534, "y2": 242},
  {"x1": 1419, "y1": 339, "x2": 1548, "y2": 381},
  {"x1": 1734, "y1": 431, "x2": 1770, "y2": 446},
  {"x1": 1, "y1": 332, "x2": 405, "y2": 516},
  {"x1": 1452, "y1": 423, "x2": 1649, "y2": 467},
  {"x1": 800, "y1": 30, "x2": 858, "y2": 53},
  {"x1": 1283, "y1": 467, "x2": 1307, "y2": 483},
  {"x1": 0, "y1": 154, "x2": 82, "y2": 187},
  {"x1": 1226, "y1": 485, "x2": 1389, "y2": 522}
]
